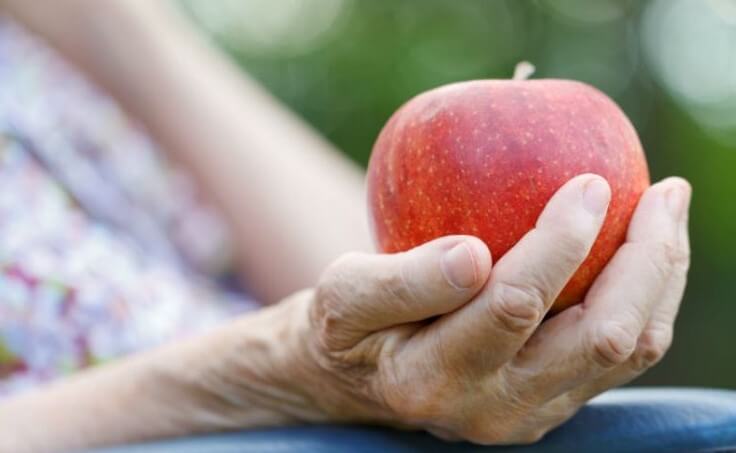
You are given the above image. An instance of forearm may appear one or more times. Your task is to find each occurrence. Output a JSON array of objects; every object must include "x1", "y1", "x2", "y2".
[
  {"x1": 2, "y1": 0, "x2": 371, "y2": 302},
  {"x1": 0, "y1": 301, "x2": 319, "y2": 453}
]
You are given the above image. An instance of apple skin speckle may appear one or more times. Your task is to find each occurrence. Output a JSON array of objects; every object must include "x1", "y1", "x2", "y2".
[{"x1": 366, "y1": 79, "x2": 650, "y2": 312}]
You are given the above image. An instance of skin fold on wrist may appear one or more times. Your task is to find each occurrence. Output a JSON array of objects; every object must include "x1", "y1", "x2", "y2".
[{"x1": 175, "y1": 295, "x2": 332, "y2": 431}]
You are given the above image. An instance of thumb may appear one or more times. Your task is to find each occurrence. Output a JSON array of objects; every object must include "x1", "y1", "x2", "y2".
[{"x1": 314, "y1": 235, "x2": 492, "y2": 348}]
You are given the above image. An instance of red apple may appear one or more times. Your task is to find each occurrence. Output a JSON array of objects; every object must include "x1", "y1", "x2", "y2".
[{"x1": 366, "y1": 74, "x2": 650, "y2": 312}]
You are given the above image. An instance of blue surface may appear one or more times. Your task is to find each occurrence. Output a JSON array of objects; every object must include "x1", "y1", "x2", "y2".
[{"x1": 92, "y1": 388, "x2": 736, "y2": 453}]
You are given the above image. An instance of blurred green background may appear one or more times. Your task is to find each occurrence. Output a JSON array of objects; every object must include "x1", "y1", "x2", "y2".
[{"x1": 178, "y1": 0, "x2": 735, "y2": 389}]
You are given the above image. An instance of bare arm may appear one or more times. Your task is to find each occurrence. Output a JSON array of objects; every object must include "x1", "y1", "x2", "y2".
[
  {"x1": 1, "y1": 0, "x2": 372, "y2": 302},
  {"x1": 0, "y1": 176, "x2": 692, "y2": 452},
  {"x1": 0, "y1": 301, "x2": 318, "y2": 453}
]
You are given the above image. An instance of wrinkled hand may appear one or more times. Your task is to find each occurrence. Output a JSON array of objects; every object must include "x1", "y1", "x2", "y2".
[
  {"x1": 194, "y1": 174, "x2": 689, "y2": 445},
  {"x1": 280, "y1": 173, "x2": 691, "y2": 445}
]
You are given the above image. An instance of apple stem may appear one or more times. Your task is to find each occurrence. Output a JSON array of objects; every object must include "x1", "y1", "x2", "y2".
[{"x1": 512, "y1": 61, "x2": 536, "y2": 81}]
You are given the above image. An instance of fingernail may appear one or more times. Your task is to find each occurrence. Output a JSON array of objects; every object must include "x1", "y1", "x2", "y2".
[
  {"x1": 441, "y1": 242, "x2": 477, "y2": 289},
  {"x1": 666, "y1": 184, "x2": 690, "y2": 220},
  {"x1": 582, "y1": 177, "x2": 611, "y2": 216}
]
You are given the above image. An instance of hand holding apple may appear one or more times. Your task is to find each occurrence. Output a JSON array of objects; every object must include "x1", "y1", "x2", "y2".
[
  {"x1": 308, "y1": 69, "x2": 690, "y2": 443},
  {"x1": 269, "y1": 175, "x2": 689, "y2": 445}
]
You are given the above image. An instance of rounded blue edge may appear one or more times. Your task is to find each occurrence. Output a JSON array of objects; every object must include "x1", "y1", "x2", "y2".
[{"x1": 89, "y1": 388, "x2": 736, "y2": 453}]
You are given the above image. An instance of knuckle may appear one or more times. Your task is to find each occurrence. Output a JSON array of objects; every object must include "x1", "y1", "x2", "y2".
[
  {"x1": 670, "y1": 243, "x2": 691, "y2": 272},
  {"x1": 632, "y1": 325, "x2": 673, "y2": 370},
  {"x1": 634, "y1": 242, "x2": 678, "y2": 281},
  {"x1": 488, "y1": 282, "x2": 546, "y2": 333},
  {"x1": 656, "y1": 241, "x2": 682, "y2": 270},
  {"x1": 590, "y1": 322, "x2": 638, "y2": 368},
  {"x1": 312, "y1": 281, "x2": 343, "y2": 329},
  {"x1": 313, "y1": 253, "x2": 367, "y2": 350},
  {"x1": 309, "y1": 300, "x2": 345, "y2": 353}
]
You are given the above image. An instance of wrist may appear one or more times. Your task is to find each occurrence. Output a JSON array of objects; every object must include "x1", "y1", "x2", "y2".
[{"x1": 174, "y1": 293, "x2": 330, "y2": 431}]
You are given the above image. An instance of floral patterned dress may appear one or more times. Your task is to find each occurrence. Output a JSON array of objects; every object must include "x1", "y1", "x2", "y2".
[{"x1": 0, "y1": 18, "x2": 257, "y2": 395}]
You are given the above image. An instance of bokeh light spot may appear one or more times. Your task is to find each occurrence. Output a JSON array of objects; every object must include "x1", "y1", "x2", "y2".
[{"x1": 642, "y1": 0, "x2": 736, "y2": 144}]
